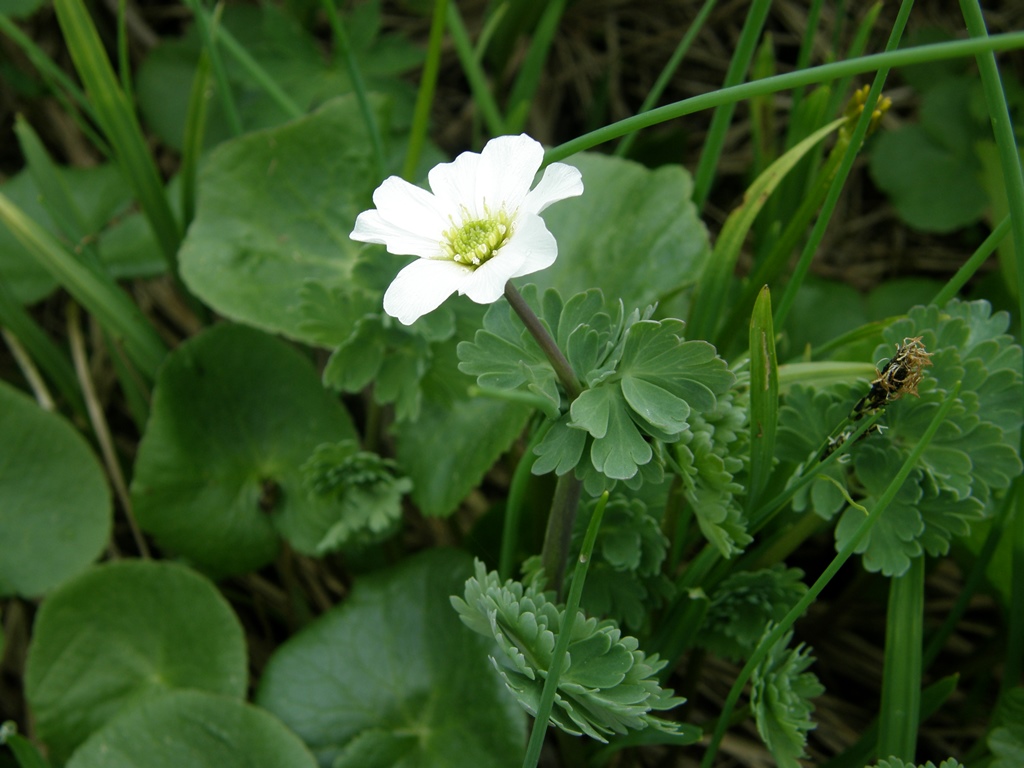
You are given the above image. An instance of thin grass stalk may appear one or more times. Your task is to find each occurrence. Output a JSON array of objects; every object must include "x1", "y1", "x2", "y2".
[
  {"x1": 931, "y1": 214, "x2": 1011, "y2": 306},
  {"x1": 788, "y1": 0, "x2": 826, "y2": 114},
  {"x1": 877, "y1": 556, "x2": 925, "y2": 762},
  {"x1": 446, "y1": 3, "x2": 505, "y2": 138},
  {"x1": 403, "y1": 0, "x2": 448, "y2": 181},
  {"x1": 116, "y1": 0, "x2": 133, "y2": 102},
  {"x1": 698, "y1": 384, "x2": 962, "y2": 768},
  {"x1": 52, "y1": 0, "x2": 183, "y2": 270},
  {"x1": 503, "y1": 0, "x2": 568, "y2": 134},
  {"x1": 691, "y1": 0, "x2": 771, "y2": 210},
  {"x1": 614, "y1": 0, "x2": 717, "y2": 159},
  {"x1": 0, "y1": 194, "x2": 167, "y2": 379},
  {"x1": 0, "y1": 282, "x2": 85, "y2": 419},
  {"x1": 180, "y1": 50, "x2": 213, "y2": 229},
  {"x1": 0, "y1": 14, "x2": 94, "y2": 119},
  {"x1": 747, "y1": 286, "x2": 778, "y2": 507},
  {"x1": 500, "y1": 420, "x2": 552, "y2": 580},
  {"x1": 215, "y1": 17, "x2": 303, "y2": 120},
  {"x1": 522, "y1": 492, "x2": 610, "y2": 768},
  {"x1": 1006, "y1": 479, "x2": 1024, "y2": 700},
  {"x1": 773, "y1": 0, "x2": 914, "y2": 332},
  {"x1": 959, "y1": 1, "x2": 1024, "y2": 314},
  {"x1": 320, "y1": 0, "x2": 385, "y2": 179},
  {"x1": 181, "y1": 0, "x2": 242, "y2": 136},
  {"x1": 544, "y1": 31, "x2": 1024, "y2": 165}
]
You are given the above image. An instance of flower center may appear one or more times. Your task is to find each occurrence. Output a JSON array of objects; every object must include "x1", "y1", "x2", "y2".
[{"x1": 441, "y1": 207, "x2": 513, "y2": 267}]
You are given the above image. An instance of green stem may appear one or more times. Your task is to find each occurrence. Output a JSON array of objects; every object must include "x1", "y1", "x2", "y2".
[
  {"x1": 774, "y1": 0, "x2": 914, "y2": 331},
  {"x1": 699, "y1": 382, "x2": 961, "y2": 768},
  {"x1": 931, "y1": 214, "x2": 1011, "y2": 307},
  {"x1": 320, "y1": 0, "x2": 384, "y2": 180},
  {"x1": 614, "y1": 0, "x2": 718, "y2": 158},
  {"x1": 523, "y1": 492, "x2": 609, "y2": 768},
  {"x1": 1004, "y1": 477, "x2": 1024, "y2": 701},
  {"x1": 691, "y1": 0, "x2": 772, "y2": 209},
  {"x1": 544, "y1": 31, "x2": 1024, "y2": 165},
  {"x1": 877, "y1": 557, "x2": 925, "y2": 763},
  {"x1": 403, "y1": 0, "x2": 448, "y2": 181},
  {"x1": 503, "y1": 0, "x2": 567, "y2": 133},
  {"x1": 501, "y1": 420, "x2": 552, "y2": 580},
  {"x1": 539, "y1": 473, "x2": 582, "y2": 596},
  {"x1": 503, "y1": 282, "x2": 582, "y2": 400},
  {"x1": 446, "y1": 3, "x2": 505, "y2": 137}
]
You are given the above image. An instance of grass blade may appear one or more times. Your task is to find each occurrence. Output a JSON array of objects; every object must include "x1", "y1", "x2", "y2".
[
  {"x1": 699, "y1": 381, "x2": 962, "y2": 768},
  {"x1": 0, "y1": 194, "x2": 167, "y2": 379},
  {"x1": 403, "y1": 0, "x2": 448, "y2": 180},
  {"x1": 52, "y1": 0, "x2": 183, "y2": 271},
  {"x1": 504, "y1": 0, "x2": 568, "y2": 133},
  {"x1": 544, "y1": 31, "x2": 1024, "y2": 165},
  {"x1": 523, "y1": 492, "x2": 609, "y2": 768},
  {"x1": 687, "y1": 117, "x2": 845, "y2": 343},
  {"x1": 877, "y1": 556, "x2": 925, "y2": 762},
  {"x1": 691, "y1": 0, "x2": 771, "y2": 209},
  {"x1": 614, "y1": 0, "x2": 717, "y2": 158},
  {"x1": 446, "y1": 3, "x2": 505, "y2": 138},
  {"x1": 748, "y1": 285, "x2": 779, "y2": 507}
]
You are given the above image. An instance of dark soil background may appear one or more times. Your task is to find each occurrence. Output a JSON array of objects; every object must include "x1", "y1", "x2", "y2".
[{"x1": 1, "y1": 1, "x2": 1022, "y2": 766}]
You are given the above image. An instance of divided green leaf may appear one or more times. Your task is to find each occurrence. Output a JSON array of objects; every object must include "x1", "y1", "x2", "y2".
[
  {"x1": 452, "y1": 560, "x2": 687, "y2": 743},
  {"x1": 750, "y1": 627, "x2": 824, "y2": 768}
]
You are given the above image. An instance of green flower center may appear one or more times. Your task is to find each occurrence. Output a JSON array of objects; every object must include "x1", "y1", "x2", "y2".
[{"x1": 441, "y1": 207, "x2": 513, "y2": 267}]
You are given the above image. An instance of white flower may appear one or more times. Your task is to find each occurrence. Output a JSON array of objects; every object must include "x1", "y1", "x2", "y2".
[{"x1": 350, "y1": 134, "x2": 584, "y2": 325}]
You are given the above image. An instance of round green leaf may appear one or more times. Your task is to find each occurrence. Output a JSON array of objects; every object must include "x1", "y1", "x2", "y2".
[
  {"x1": 0, "y1": 381, "x2": 110, "y2": 597},
  {"x1": 179, "y1": 96, "x2": 382, "y2": 344},
  {"x1": 131, "y1": 323, "x2": 358, "y2": 577},
  {"x1": 257, "y1": 549, "x2": 525, "y2": 768},
  {"x1": 25, "y1": 560, "x2": 247, "y2": 763},
  {"x1": 66, "y1": 690, "x2": 317, "y2": 768},
  {"x1": 535, "y1": 152, "x2": 710, "y2": 309}
]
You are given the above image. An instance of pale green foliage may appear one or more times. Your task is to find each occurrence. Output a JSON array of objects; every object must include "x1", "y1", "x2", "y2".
[
  {"x1": 562, "y1": 496, "x2": 673, "y2": 630},
  {"x1": 451, "y1": 560, "x2": 686, "y2": 743},
  {"x1": 750, "y1": 626, "x2": 824, "y2": 768},
  {"x1": 697, "y1": 565, "x2": 808, "y2": 660},
  {"x1": 989, "y1": 688, "x2": 1024, "y2": 768},
  {"x1": 673, "y1": 389, "x2": 752, "y2": 557},
  {"x1": 458, "y1": 286, "x2": 735, "y2": 493},
  {"x1": 777, "y1": 300, "x2": 1023, "y2": 576},
  {"x1": 867, "y1": 758, "x2": 965, "y2": 768},
  {"x1": 301, "y1": 441, "x2": 412, "y2": 553}
]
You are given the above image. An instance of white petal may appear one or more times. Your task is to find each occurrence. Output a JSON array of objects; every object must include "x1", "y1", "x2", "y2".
[
  {"x1": 383, "y1": 258, "x2": 472, "y2": 325},
  {"x1": 503, "y1": 213, "x2": 558, "y2": 277},
  {"x1": 478, "y1": 135, "x2": 545, "y2": 214},
  {"x1": 351, "y1": 210, "x2": 444, "y2": 257},
  {"x1": 428, "y1": 150, "x2": 483, "y2": 217},
  {"x1": 460, "y1": 247, "x2": 526, "y2": 304},
  {"x1": 523, "y1": 161, "x2": 584, "y2": 215},
  {"x1": 370, "y1": 176, "x2": 450, "y2": 239}
]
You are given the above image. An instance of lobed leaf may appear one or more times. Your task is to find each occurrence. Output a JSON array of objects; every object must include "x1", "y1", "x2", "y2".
[
  {"x1": 452, "y1": 561, "x2": 687, "y2": 743},
  {"x1": 750, "y1": 627, "x2": 824, "y2": 768}
]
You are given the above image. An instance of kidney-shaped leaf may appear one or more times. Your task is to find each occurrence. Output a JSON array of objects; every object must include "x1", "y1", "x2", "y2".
[
  {"x1": 130, "y1": 323, "x2": 357, "y2": 577},
  {"x1": 257, "y1": 549, "x2": 525, "y2": 768},
  {"x1": 66, "y1": 690, "x2": 317, "y2": 768},
  {"x1": 25, "y1": 560, "x2": 247, "y2": 764},
  {"x1": 179, "y1": 96, "x2": 385, "y2": 344},
  {"x1": 0, "y1": 381, "x2": 110, "y2": 598}
]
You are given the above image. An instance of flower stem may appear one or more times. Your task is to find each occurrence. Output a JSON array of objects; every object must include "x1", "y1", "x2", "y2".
[
  {"x1": 539, "y1": 473, "x2": 582, "y2": 596},
  {"x1": 503, "y1": 282, "x2": 583, "y2": 401},
  {"x1": 502, "y1": 281, "x2": 586, "y2": 593}
]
